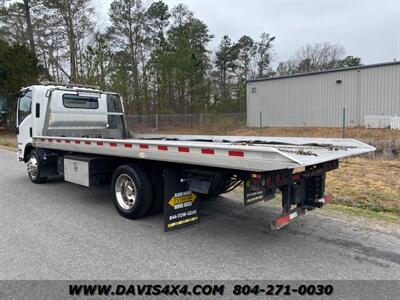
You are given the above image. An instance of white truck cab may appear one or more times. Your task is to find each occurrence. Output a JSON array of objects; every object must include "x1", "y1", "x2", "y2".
[{"x1": 16, "y1": 83, "x2": 126, "y2": 162}]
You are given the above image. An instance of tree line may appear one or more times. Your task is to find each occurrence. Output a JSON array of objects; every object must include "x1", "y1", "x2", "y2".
[{"x1": 0, "y1": 0, "x2": 362, "y2": 115}]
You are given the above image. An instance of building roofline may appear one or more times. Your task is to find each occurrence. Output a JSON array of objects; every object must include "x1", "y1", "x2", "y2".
[{"x1": 246, "y1": 61, "x2": 400, "y2": 83}]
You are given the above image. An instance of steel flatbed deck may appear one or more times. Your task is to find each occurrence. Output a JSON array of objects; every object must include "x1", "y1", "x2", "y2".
[{"x1": 33, "y1": 134, "x2": 374, "y2": 172}]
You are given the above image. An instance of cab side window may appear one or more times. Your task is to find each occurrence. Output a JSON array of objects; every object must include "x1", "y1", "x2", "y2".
[
  {"x1": 107, "y1": 94, "x2": 123, "y2": 113},
  {"x1": 18, "y1": 90, "x2": 32, "y2": 125},
  {"x1": 63, "y1": 94, "x2": 99, "y2": 109}
]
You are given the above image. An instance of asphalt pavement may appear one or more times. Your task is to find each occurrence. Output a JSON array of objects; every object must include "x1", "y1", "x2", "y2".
[{"x1": 1, "y1": 148, "x2": 400, "y2": 280}]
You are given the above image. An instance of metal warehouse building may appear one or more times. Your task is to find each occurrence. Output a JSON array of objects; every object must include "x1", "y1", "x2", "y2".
[{"x1": 246, "y1": 62, "x2": 400, "y2": 127}]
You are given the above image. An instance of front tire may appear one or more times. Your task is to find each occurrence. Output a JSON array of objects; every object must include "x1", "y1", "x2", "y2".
[
  {"x1": 27, "y1": 149, "x2": 46, "y2": 184},
  {"x1": 111, "y1": 164, "x2": 153, "y2": 219}
]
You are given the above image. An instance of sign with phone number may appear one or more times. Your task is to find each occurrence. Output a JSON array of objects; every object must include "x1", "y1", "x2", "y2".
[{"x1": 163, "y1": 169, "x2": 200, "y2": 231}]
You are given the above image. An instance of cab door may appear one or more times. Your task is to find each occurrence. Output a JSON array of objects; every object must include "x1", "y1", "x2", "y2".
[{"x1": 16, "y1": 90, "x2": 33, "y2": 160}]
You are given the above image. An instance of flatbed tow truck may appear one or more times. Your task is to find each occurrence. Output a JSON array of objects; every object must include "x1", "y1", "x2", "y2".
[{"x1": 16, "y1": 83, "x2": 375, "y2": 231}]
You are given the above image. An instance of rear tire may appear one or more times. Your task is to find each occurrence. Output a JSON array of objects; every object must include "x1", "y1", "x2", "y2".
[
  {"x1": 111, "y1": 164, "x2": 153, "y2": 219},
  {"x1": 27, "y1": 149, "x2": 46, "y2": 184}
]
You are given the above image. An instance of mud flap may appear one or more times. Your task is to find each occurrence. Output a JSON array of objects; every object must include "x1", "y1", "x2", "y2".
[{"x1": 163, "y1": 169, "x2": 200, "y2": 232}]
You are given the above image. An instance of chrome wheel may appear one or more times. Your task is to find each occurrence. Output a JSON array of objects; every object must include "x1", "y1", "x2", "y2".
[
  {"x1": 27, "y1": 154, "x2": 38, "y2": 180},
  {"x1": 115, "y1": 174, "x2": 137, "y2": 210}
]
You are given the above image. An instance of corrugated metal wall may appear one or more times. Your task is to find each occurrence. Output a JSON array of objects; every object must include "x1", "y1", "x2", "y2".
[{"x1": 247, "y1": 63, "x2": 400, "y2": 127}]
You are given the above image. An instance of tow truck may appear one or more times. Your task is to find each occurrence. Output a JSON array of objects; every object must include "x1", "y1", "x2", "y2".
[{"x1": 15, "y1": 83, "x2": 375, "y2": 231}]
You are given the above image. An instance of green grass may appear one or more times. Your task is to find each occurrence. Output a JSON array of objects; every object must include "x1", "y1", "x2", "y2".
[{"x1": 325, "y1": 204, "x2": 400, "y2": 224}]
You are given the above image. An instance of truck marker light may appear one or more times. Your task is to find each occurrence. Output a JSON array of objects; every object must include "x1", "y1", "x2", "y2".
[
  {"x1": 85, "y1": 141, "x2": 91, "y2": 145},
  {"x1": 229, "y1": 150, "x2": 244, "y2": 157},
  {"x1": 266, "y1": 176, "x2": 272, "y2": 188},
  {"x1": 56, "y1": 139, "x2": 61, "y2": 143},
  {"x1": 41, "y1": 138, "x2": 45, "y2": 142},
  {"x1": 124, "y1": 143, "x2": 132, "y2": 148},
  {"x1": 275, "y1": 174, "x2": 282, "y2": 186},
  {"x1": 65, "y1": 140, "x2": 71, "y2": 144},
  {"x1": 322, "y1": 194, "x2": 334, "y2": 203},
  {"x1": 292, "y1": 174, "x2": 301, "y2": 182},
  {"x1": 158, "y1": 145, "x2": 168, "y2": 151},
  {"x1": 201, "y1": 148, "x2": 214, "y2": 155},
  {"x1": 74, "y1": 140, "x2": 80, "y2": 144},
  {"x1": 178, "y1": 147, "x2": 190, "y2": 153},
  {"x1": 139, "y1": 144, "x2": 149, "y2": 149},
  {"x1": 96, "y1": 141, "x2": 103, "y2": 146},
  {"x1": 110, "y1": 143, "x2": 117, "y2": 147},
  {"x1": 48, "y1": 139, "x2": 53, "y2": 143}
]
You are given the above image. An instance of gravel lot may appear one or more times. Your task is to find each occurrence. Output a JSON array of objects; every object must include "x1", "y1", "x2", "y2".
[{"x1": 1, "y1": 148, "x2": 400, "y2": 280}]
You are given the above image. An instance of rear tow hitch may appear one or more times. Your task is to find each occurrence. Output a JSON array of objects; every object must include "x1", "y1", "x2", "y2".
[{"x1": 271, "y1": 194, "x2": 334, "y2": 230}]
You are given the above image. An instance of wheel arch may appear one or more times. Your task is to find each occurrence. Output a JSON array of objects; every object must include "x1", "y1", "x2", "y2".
[{"x1": 23, "y1": 143, "x2": 35, "y2": 162}]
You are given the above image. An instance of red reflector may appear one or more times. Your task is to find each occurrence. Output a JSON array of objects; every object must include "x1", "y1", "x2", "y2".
[
  {"x1": 56, "y1": 139, "x2": 61, "y2": 143},
  {"x1": 85, "y1": 141, "x2": 91, "y2": 145},
  {"x1": 324, "y1": 194, "x2": 334, "y2": 203},
  {"x1": 229, "y1": 151, "x2": 244, "y2": 157},
  {"x1": 48, "y1": 139, "x2": 52, "y2": 143},
  {"x1": 140, "y1": 144, "x2": 149, "y2": 149},
  {"x1": 124, "y1": 143, "x2": 132, "y2": 148},
  {"x1": 292, "y1": 174, "x2": 301, "y2": 182},
  {"x1": 41, "y1": 139, "x2": 45, "y2": 142},
  {"x1": 178, "y1": 147, "x2": 190, "y2": 153},
  {"x1": 110, "y1": 143, "x2": 117, "y2": 147},
  {"x1": 96, "y1": 141, "x2": 103, "y2": 146},
  {"x1": 275, "y1": 174, "x2": 282, "y2": 186},
  {"x1": 201, "y1": 148, "x2": 214, "y2": 155},
  {"x1": 75, "y1": 140, "x2": 80, "y2": 144},
  {"x1": 266, "y1": 176, "x2": 272, "y2": 188},
  {"x1": 158, "y1": 145, "x2": 168, "y2": 151},
  {"x1": 65, "y1": 140, "x2": 71, "y2": 144},
  {"x1": 276, "y1": 215, "x2": 291, "y2": 226}
]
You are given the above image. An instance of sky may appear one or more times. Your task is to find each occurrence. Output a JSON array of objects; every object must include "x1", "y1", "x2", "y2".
[{"x1": 93, "y1": 0, "x2": 400, "y2": 66}]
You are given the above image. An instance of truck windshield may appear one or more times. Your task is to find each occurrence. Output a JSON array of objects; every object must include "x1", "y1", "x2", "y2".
[{"x1": 18, "y1": 90, "x2": 32, "y2": 125}]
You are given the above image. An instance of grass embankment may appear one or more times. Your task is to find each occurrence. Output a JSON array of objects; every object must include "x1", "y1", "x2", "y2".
[
  {"x1": 0, "y1": 131, "x2": 16, "y2": 149},
  {"x1": 326, "y1": 158, "x2": 400, "y2": 220},
  {"x1": 1, "y1": 129, "x2": 399, "y2": 223}
]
